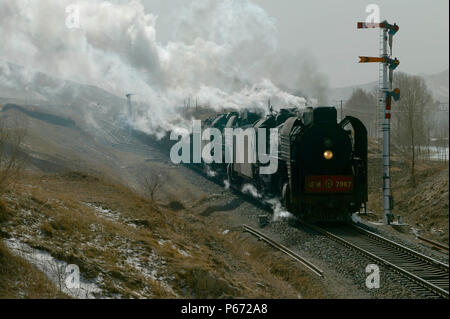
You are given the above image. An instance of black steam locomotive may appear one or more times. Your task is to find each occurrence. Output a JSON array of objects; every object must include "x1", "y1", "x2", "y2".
[{"x1": 197, "y1": 106, "x2": 368, "y2": 221}]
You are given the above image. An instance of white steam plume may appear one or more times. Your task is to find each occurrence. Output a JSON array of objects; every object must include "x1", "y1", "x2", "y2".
[
  {"x1": 241, "y1": 184, "x2": 262, "y2": 199},
  {"x1": 265, "y1": 198, "x2": 293, "y2": 221},
  {"x1": 0, "y1": 0, "x2": 324, "y2": 136}
]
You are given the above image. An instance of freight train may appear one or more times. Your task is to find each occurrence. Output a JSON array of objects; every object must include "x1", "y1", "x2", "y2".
[{"x1": 193, "y1": 106, "x2": 368, "y2": 221}]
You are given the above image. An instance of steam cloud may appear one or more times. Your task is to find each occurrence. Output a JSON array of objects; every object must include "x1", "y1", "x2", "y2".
[
  {"x1": 265, "y1": 198, "x2": 293, "y2": 221},
  {"x1": 0, "y1": 0, "x2": 329, "y2": 135},
  {"x1": 241, "y1": 184, "x2": 262, "y2": 199}
]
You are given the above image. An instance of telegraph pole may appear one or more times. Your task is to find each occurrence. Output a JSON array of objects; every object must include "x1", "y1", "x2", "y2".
[
  {"x1": 332, "y1": 100, "x2": 346, "y2": 121},
  {"x1": 126, "y1": 94, "x2": 135, "y2": 119},
  {"x1": 357, "y1": 21, "x2": 401, "y2": 225}
]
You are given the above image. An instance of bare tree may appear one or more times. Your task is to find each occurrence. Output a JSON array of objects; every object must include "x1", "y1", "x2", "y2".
[
  {"x1": 344, "y1": 88, "x2": 378, "y2": 138},
  {"x1": 392, "y1": 73, "x2": 434, "y2": 185},
  {"x1": 142, "y1": 172, "x2": 162, "y2": 202},
  {"x1": 0, "y1": 111, "x2": 27, "y2": 194},
  {"x1": 429, "y1": 103, "x2": 449, "y2": 163},
  {"x1": 46, "y1": 260, "x2": 66, "y2": 293}
]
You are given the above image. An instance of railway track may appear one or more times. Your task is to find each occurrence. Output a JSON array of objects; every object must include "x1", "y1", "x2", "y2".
[
  {"x1": 111, "y1": 137, "x2": 449, "y2": 298},
  {"x1": 418, "y1": 236, "x2": 449, "y2": 254},
  {"x1": 242, "y1": 224, "x2": 323, "y2": 278},
  {"x1": 300, "y1": 222, "x2": 449, "y2": 299},
  {"x1": 165, "y1": 157, "x2": 450, "y2": 298}
]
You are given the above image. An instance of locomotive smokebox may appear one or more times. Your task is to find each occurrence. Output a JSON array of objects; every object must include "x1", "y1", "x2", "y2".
[{"x1": 313, "y1": 107, "x2": 338, "y2": 124}]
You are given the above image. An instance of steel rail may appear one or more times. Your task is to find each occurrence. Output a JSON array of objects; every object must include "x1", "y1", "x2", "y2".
[
  {"x1": 124, "y1": 138, "x2": 448, "y2": 298},
  {"x1": 300, "y1": 221, "x2": 449, "y2": 299},
  {"x1": 418, "y1": 236, "x2": 449, "y2": 253},
  {"x1": 242, "y1": 224, "x2": 323, "y2": 278},
  {"x1": 351, "y1": 224, "x2": 450, "y2": 270}
]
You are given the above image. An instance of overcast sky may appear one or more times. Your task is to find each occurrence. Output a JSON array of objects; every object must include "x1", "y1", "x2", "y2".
[{"x1": 143, "y1": 0, "x2": 449, "y2": 87}]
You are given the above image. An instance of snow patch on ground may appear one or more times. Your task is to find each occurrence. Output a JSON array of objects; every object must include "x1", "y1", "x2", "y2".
[
  {"x1": 3, "y1": 238, "x2": 103, "y2": 299},
  {"x1": 84, "y1": 203, "x2": 139, "y2": 229},
  {"x1": 85, "y1": 203, "x2": 121, "y2": 223},
  {"x1": 158, "y1": 239, "x2": 191, "y2": 257},
  {"x1": 122, "y1": 245, "x2": 177, "y2": 297}
]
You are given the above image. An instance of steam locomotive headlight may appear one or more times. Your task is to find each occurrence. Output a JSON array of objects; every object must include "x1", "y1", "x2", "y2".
[{"x1": 323, "y1": 150, "x2": 334, "y2": 160}]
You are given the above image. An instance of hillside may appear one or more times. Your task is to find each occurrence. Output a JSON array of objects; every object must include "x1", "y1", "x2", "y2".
[
  {"x1": 365, "y1": 140, "x2": 449, "y2": 243},
  {"x1": 0, "y1": 62, "x2": 128, "y2": 136},
  {"x1": 0, "y1": 84, "x2": 447, "y2": 298},
  {"x1": 1, "y1": 170, "x2": 329, "y2": 298},
  {"x1": 0, "y1": 103, "x2": 329, "y2": 299}
]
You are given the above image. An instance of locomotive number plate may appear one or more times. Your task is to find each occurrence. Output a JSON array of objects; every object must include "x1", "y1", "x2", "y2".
[{"x1": 305, "y1": 175, "x2": 354, "y2": 193}]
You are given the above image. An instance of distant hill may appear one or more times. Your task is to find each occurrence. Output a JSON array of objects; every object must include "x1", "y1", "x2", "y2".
[
  {"x1": 422, "y1": 69, "x2": 449, "y2": 103},
  {"x1": 330, "y1": 69, "x2": 449, "y2": 103},
  {"x1": 0, "y1": 62, "x2": 127, "y2": 122}
]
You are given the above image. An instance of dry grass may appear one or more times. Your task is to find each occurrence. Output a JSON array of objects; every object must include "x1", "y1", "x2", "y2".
[
  {"x1": 0, "y1": 169, "x2": 329, "y2": 298},
  {"x1": 367, "y1": 139, "x2": 448, "y2": 242},
  {"x1": 0, "y1": 113, "x2": 27, "y2": 194},
  {"x1": 0, "y1": 198, "x2": 11, "y2": 224},
  {"x1": 0, "y1": 101, "x2": 330, "y2": 298},
  {"x1": 0, "y1": 240, "x2": 67, "y2": 299}
]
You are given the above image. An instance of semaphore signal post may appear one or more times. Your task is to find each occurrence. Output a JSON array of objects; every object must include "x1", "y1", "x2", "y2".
[{"x1": 357, "y1": 20, "x2": 401, "y2": 225}]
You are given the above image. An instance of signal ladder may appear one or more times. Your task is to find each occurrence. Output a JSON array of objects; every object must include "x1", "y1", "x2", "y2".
[{"x1": 377, "y1": 28, "x2": 384, "y2": 142}]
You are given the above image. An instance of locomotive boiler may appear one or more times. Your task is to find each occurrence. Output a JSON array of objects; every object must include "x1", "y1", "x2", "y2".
[{"x1": 196, "y1": 106, "x2": 368, "y2": 221}]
